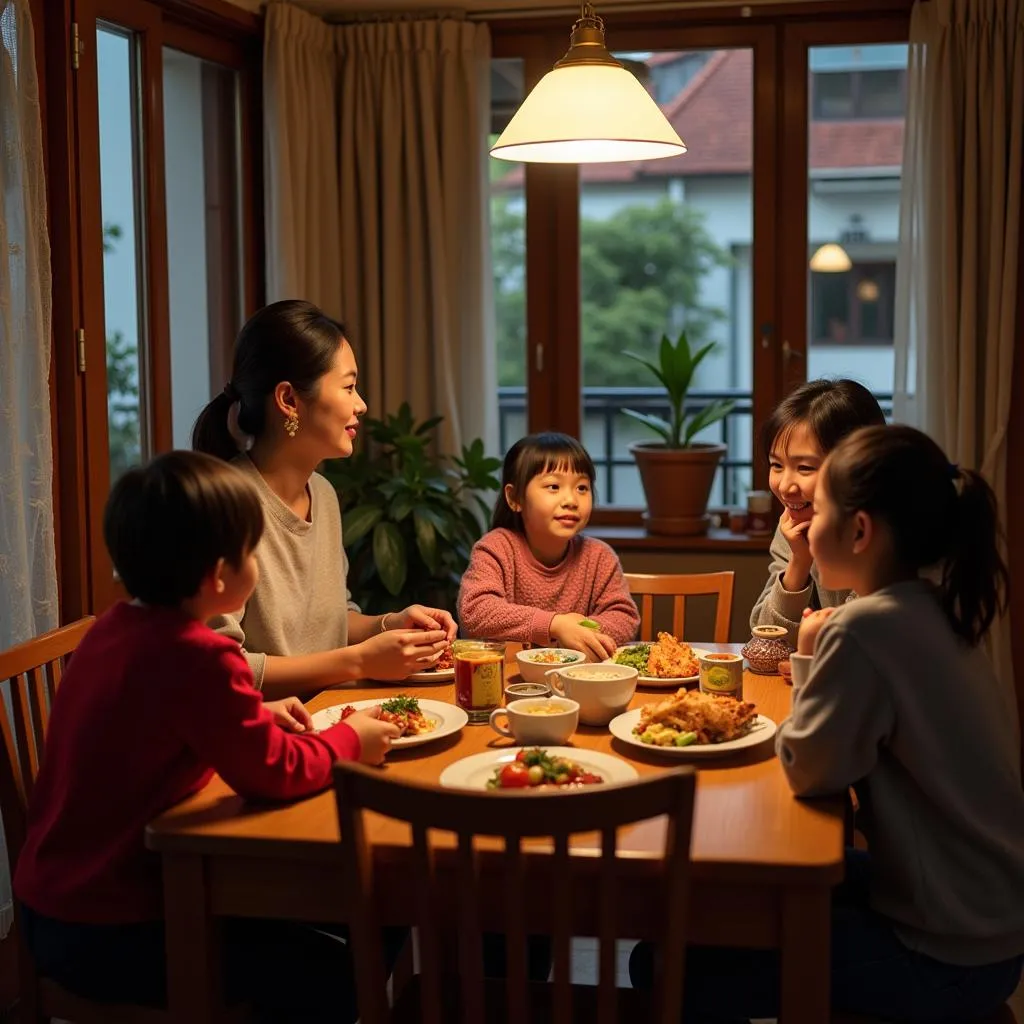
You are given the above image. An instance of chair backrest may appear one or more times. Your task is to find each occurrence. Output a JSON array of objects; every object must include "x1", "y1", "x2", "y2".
[
  {"x1": 625, "y1": 571, "x2": 734, "y2": 644},
  {"x1": 333, "y1": 764, "x2": 696, "y2": 1024},
  {"x1": 0, "y1": 617, "x2": 95, "y2": 863}
]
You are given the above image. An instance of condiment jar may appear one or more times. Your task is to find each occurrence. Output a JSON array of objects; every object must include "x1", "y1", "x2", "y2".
[{"x1": 741, "y1": 625, "x2": 792, "y2": 675}]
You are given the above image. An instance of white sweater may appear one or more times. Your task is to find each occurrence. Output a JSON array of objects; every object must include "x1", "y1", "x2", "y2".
[{"x1": 779, "y1": 581, "x2": 1024, "y2": 966}]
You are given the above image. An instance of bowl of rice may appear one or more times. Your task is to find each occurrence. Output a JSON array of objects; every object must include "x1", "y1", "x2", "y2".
[{"x1": 515, "y1": 647, "x2": 586, "y2": 685}]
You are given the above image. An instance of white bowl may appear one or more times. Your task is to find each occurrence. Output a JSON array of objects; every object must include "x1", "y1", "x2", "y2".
[
  {"x1": 515, "y1": 647, "x2": 585, "y2": 685},
  {"x1": 546, "y1": 663, "x2": 639, "y2": 727},
  {"x1": 489, "y1": 697, "x2": 579, "y2": 745}
]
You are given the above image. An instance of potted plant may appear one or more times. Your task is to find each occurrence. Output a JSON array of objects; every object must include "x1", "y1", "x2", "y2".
[
  {"x1": 320, "y1": 403, "x2": 502, "y2": 614},
  {"x1": 622, "y1": 331, "x2": 735, "y2": 536}
]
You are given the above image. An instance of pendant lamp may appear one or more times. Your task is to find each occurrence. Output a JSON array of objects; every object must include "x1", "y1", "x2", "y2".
[
  {"x1": 809, "y1": 243, "x2": 852, "y2": 273},
  {"x1": 490, "y1": 2, "x2": 687, "y2": 164}
]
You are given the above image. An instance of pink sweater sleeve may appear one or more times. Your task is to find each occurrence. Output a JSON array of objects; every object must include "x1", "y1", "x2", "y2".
[
  {"x1": 458, "y1": 533, "x2": 555, "y2": 645},
  {"x1": 585, "y1": 540, "x2": 641, "y2": 647}
]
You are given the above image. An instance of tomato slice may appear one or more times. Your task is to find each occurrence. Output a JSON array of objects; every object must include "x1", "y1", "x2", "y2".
[
  {"x1": 515, "y1": 750, "x2": 530, "y2": 763},
  {"x1": 499, "y1": 762, "x2": 531, "y2": 788}
]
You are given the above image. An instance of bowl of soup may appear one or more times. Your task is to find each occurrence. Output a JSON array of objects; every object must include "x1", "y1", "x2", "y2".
[
  {"x1": 489, "y1": 697, "x2": 579, "y2": 744},
  {"x1": 545, "y1": 663, "x2": 638, "y2": 727}
]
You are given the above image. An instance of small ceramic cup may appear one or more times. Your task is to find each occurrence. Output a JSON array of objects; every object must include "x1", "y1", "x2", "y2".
[
  {"x1": 545, "y1": 663, "x2": 638, "y2": 727},
  {"x1": 489, "y1": 697, "x2": 579, "y2": 744},
  {"x1": 504, "y1": 681, "x2": 552, "y2": 703}
]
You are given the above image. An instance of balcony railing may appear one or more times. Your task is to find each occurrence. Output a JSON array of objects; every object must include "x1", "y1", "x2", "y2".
[{"x1": 498, "y1": 387, "x2": 894, "y2": 508}]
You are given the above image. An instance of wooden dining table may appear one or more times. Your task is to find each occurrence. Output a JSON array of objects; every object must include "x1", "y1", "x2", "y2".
[{"x1": 146, "y1": 644, "x2": 845, "y2": 1023}]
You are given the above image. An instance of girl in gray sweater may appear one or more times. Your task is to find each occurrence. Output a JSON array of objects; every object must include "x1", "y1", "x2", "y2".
[
  {"x1": 750, "y1": 379, "x2": 885, "y2": 646},
  {"x1": 634, "y1": 425, "x2": 1024, "y2": 1021}
]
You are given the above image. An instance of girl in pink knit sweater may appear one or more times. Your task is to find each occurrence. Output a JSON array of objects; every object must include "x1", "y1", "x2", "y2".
[{"x1": 458, "y1": 433, "x2": 640, "y2": 661}]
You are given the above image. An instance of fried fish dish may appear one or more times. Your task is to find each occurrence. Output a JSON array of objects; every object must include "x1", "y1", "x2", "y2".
[
  {"x1": 645, "y1": 632, "x2": 700, "y2": 679},
  {"x1": 635, "y1": 688, "x2": 758, "y2": 746}
]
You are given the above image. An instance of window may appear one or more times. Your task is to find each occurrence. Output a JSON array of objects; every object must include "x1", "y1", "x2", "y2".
[
  {"x1": 812, "y1": 69, "x2": 906, "y2": 120},
  {"x1": 811, "y1": 262, "x2": 896, "y2": 345}
]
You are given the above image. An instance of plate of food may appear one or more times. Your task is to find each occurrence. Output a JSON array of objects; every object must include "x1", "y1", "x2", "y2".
[
  {"x1": 439, "y1": 746, "x2": 638, "y2": 791},
  {"x1": 405, "y1": 643, "x2": 455, "y2": 683},
  {"x1": 608, "y1": 689, "x2": 776, "y2": 757},
  {"x1": 607, "y1": 633, "x2": 709, "y2": 687},
  {"x1": 311, "y1": 695, "x2": 467, "y2": 748}
]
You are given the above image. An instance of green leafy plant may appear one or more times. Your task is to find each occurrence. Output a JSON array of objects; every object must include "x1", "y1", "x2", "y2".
[
  {"x1": 320, "y1": 403, "x2": 502, "y2": 614},
  {"x1": 621, "y1": 330, "x2": 736, "y2": 449}
]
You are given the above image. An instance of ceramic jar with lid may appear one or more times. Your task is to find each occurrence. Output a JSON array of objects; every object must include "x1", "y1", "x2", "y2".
[{"x1": 742, "y1": 625, "x2": 792, "y2": 675}]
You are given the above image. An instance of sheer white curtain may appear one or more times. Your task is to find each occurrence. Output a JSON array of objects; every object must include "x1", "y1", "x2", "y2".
[
  {"x1": 264, "y1": 3, "x2": 496, "y2": 455},
  {"x1": 893, "y1": 0, "x2": 1024, "y2": 716},
  {"x1": 0, "y1": 0, "x2": 57, "y2": 933}
]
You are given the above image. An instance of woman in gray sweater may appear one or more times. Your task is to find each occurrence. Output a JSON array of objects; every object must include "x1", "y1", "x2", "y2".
[
  {"x1": 750, "y1": 379, "x2": 885, "y2": 646},
  {"x1": 634, "y1": 425, "x2": 1024, "y2": 1020}
]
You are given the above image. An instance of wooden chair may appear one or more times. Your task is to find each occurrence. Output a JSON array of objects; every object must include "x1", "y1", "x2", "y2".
[
  {"x1": 0, "y1": 618, "x2": 171, "y2": 1023},
  {"x1": 333, "y1": 762, "x2": 697, "y2": 1024},
  {"x1": 624, "y1": 571, "x2": 735, "y2": 644}
]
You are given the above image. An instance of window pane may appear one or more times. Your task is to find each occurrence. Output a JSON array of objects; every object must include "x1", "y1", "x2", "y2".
[
  {"x1": 813, "y1": 72, "x2": 854, "y2": 119},
  {"x1": 490, "y1": 58, "x2": 526, "y2": 456},
  {"x1": 163, "y1": 49, "x2": 244, "y2": 448},
  {"x1": 98, "y1": 25, "x2": 147, "y2": 483},
  {"x1": 807, "y1": 43, "x2": 906, "y2": 402},
  {"x1": 579, "y1": 49, "x2": 754, "y2": 508}
]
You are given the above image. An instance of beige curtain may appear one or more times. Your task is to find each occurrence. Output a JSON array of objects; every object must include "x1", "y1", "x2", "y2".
[
  {"x1": 264, "y1": 5, "x2": 496, "y2": 455},
  {"x1": 263, "y1": 3, "x2": 343, "y2": 317},
  {"x1": 0, "y1": 0, "x2": 56, "y2": 935},
  {"x1": 893, "y1": 0, "x2": 1024, "y2": 720}
]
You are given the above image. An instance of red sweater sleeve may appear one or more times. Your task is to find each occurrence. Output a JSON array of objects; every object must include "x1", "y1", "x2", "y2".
[
  {"x1": 174, "y1": 645, "x2": 359, "y2": 801},
  {"x1": 458, "y1": 533, "x2": 555, "y2": 645},
  {"x1": 585, "y1": 540, "x2": 641, "y2": 647}
]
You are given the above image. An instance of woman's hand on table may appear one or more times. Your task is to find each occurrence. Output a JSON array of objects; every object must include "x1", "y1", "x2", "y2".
[
  {"x1": 391, "y1": 604, "x2": 458, "y2": 641},
  {"x1": 356, "y1": 628, "x2": 450, "y2": 680},
  {"x1": 345, "y1": 706, "x2": 403, "y2": 765},
  {"x1": 550, "y1": 614, "x2": 617, "y2": 662},
  {"x1": 265, "y1": 697, "x2": 314, "y2": 733}
]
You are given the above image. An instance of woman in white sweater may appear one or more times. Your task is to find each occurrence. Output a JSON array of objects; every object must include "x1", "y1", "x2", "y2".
[
  {"x1": 633, "y1": 425, "x2": 1024, "y2": 1021},
  {"x1": 192, "y1": 300, "x2": 455, "y2": 698}
]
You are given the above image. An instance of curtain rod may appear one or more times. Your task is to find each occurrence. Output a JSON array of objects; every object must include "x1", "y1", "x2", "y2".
[{"x1": 466, "y1": 0, "x2": 818, "y2": 19}]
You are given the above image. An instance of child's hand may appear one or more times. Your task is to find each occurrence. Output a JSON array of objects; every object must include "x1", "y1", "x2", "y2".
[
  {"x1": 356, "y1": 629, "x2": 449, "y2": 680},
  {"x1": 797, "y1": 607, "x2": 836, "y2": 656},
  {"x1": 392, "y1": 604, "x2": 458, "y2": 642},
  {"x1": 344, "y1": 706, "x2": 402, "y2": 765},
  {"x1": 550, "y1": 613, "x2": 617, "y2": 662},
  {"x1": 265, "y1": 697, "x2": 313, "y2": 734},
  {"x1": 780, "y1": 509, "x2": 813, "y2": 592}
]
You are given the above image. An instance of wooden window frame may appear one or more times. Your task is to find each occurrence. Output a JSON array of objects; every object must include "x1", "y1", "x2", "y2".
[
  {"x1": 492, "y1": 1, "x2": 911, "y2": 530},
  {"x1": 43, "y1": 0, "x2": 261, "y2": 618}
]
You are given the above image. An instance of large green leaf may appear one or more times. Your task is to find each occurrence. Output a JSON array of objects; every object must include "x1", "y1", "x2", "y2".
[
  {"x1": 622, "y1": 350, "x2": 668, "y2": 390},
  {"x1": 415, "y1": 503, "x2": 452, "y2": 540},
  {"x1": 342, "y1": 505, "x2": 383, "y2": 546},
  {"x1": 372, "y1": 521, "x2": 407, "y2": 596},
  {"x1": 389, "y1": 493, "x2": 416, "y2": 522},
  {"x1": 413, "y1": 510, "x2": 439, "y2": 573},
  {"x1": 621, "y1": 408, "x2": 672, "y2": 444},
  {"x1": 683, "y1": 398, "x2": 736, "y2": 446}
]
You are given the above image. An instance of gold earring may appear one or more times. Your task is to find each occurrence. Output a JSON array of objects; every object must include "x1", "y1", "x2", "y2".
[{"x1": 284, "y1": 411, "x2": 299, "y2": 438}]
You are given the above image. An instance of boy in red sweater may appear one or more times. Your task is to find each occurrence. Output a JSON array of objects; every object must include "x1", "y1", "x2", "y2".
[{"x1": 14, "y1": 451, "x2": 400, "y2": 1021}]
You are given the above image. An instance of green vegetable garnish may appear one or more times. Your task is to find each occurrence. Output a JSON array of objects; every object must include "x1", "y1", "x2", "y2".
[
  {"x1": 613, "y1": 643, "x2": 651, "y2": 673},
  {"x1": 380, "y1": 694, "x2": 420, "y2": 716},
  {"x1": 579, "y1": 618, "x2": 600, "y2": 630}
]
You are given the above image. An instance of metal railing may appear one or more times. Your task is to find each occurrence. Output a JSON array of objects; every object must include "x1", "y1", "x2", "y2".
[{"x1": 498, "y1": 387, "x2": 894, "y2": 507}]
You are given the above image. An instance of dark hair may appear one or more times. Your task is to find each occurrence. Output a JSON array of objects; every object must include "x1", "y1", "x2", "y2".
[
  {"x1": 492, "y1": 433, "x2": 597, "y2": 533},
  {"x1": 103, "y1": 450, "x2": 264, "y2": 607},
  {"x1": 824, "y1": 425, "x2": 1009, "y2": 646},
  {"x1": 192, "y1": 300, "x2": 347, "y2": 461},
  {"x1": 761, "y1": 378, "x2": 886, "y2": 462}
]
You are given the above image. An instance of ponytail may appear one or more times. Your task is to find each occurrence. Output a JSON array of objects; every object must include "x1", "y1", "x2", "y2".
[
  {"x1": 191, "y1": 299, "x2": 346, "y2": 461},
  {"x1": 825, "y1": 425, "x2": 1008, "y2": 647},
  {"x1": 941, "y1": 468, "x2": 1009, "y2": 646}
]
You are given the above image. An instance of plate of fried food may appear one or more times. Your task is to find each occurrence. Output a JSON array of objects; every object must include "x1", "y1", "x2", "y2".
[
  {"x1": 607, "y1": 633, "x2": 709, "y2": 687},
  {"x1": 608, "y1": 688, "x2": 776, "y2": 757},
  {"x1": 311, "y1": 695, "x2": 467, "y2": 749},
  {"x1": 405, "y1": 643, "x2": 455, "y2": 683}
]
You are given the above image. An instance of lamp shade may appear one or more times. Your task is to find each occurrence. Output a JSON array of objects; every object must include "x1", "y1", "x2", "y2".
[
  {"x1": 490, "y1": 63, "x2": 686, "y2": 164},
  {"x1": 809, "y1": 243, "x2": 852, "y2": 273}
]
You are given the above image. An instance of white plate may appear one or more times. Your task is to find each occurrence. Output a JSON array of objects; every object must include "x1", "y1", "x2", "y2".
[
  {"x1": 608, "y1": 708, "x2": 777, "y2": 757},
  {"x1": 606, "y1": 644, "x2": 710, "y2": 688},
  {"x1": 404, "y1": 666, "x2": 455, "y2": 683},
  {"x1": 311, "y1": 698, "x2": 467, "y2": 749},
  {"x1": 439, "y1": 746, "x2": 638, "y2": 791}
]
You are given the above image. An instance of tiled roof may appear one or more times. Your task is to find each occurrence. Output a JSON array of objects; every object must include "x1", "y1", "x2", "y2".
[{"x1": 493, "y1": 49, "x2": 904, "y2": 190}]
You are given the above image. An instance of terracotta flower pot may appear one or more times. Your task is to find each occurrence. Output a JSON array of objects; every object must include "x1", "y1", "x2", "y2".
[{"x1": 629, "y1": 441, "x2": 727, "y2": 536}]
